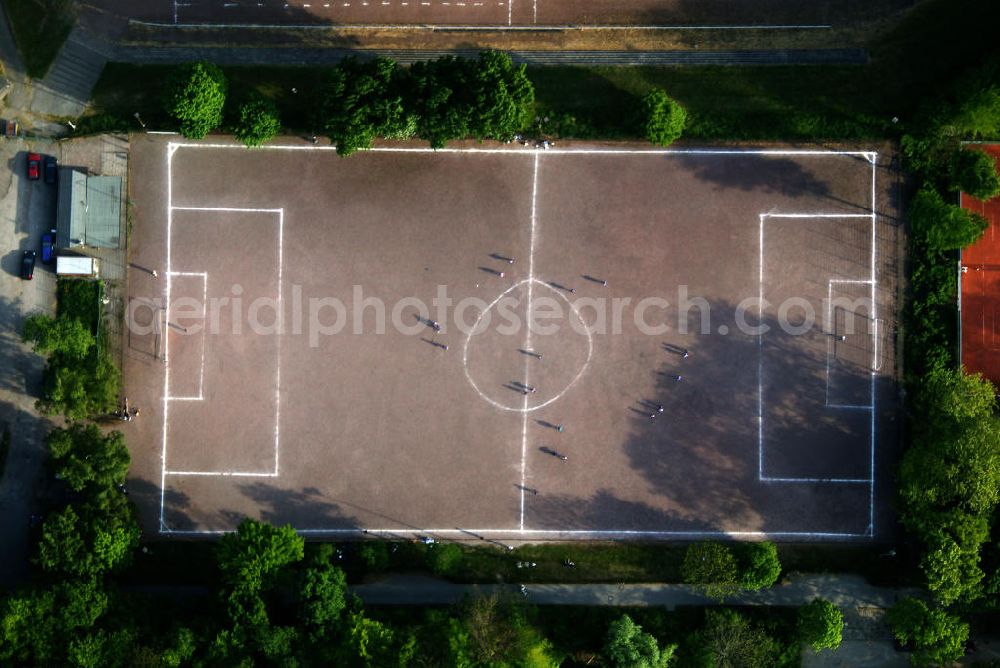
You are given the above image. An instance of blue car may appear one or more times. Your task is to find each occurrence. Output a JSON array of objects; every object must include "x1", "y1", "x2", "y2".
[{"x1": 41, "y1": 229, "x2": 55, "y2": 264}]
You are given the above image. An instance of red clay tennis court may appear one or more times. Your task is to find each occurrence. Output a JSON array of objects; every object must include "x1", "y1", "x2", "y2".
[{"x1": 960, "y1": 145, "x2": 1000, "y2": 386}]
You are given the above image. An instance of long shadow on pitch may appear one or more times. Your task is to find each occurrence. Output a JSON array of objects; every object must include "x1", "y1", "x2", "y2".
[
  {"x1": 238, "y1": 482, "x2": 357, "y2": 530},
  {"x1": 619, "y1": 298, "x2": 874, "y2": 535}
]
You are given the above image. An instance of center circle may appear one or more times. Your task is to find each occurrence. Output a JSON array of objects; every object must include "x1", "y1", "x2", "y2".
[{"x1": 462, "y1": 278, "x2": 594, "y2": 412}]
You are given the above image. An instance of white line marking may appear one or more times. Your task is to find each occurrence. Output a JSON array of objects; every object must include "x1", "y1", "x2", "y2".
[
  {"x1": 135, "y1": 19, "x2": 833, "y2": 31},
  {"x1": 869, "y1": 154, "x2": 878, "y2": 536},
  {"x1": 825, "y1": 278, "x2": 876, "y2": 410},
  {"x1": 763, "y1": 213, "x2": 873, "y2": 219},
  {"x1": 758, "y1": 213, "x2": 764, "y2": 480},
  {"x1": 166, "y1": 470, "x2": 279, "y2": 477},
  {"x1": 159, "y1": 144, "x2": 176, "y2": 531},
  {"x1": 159, "y1": 193, "x2": 285, "y2": 513},
  {"x1": 168, "y1": 142, "x2": 874, "y2": 158},
  {"x1": 760, "y1": 477, "x2": 871, "y2": 483},
  {"x1": 163, "y1": 527, "x2": 868, "y2": 538},
  {"x1": 519, "y1": 152, "x2": 539, "y2": 531},
  {"x1": 160, "y1": 141, "x2": 880, "y2": 537},
  {"x1": 759, "y1": 207, "x2": 880, "y2": 487},
  {"x1": 275, "y1": 209, "x2": 285, "y2": 475},
  {"x1": 462, "y1": 279, "x2": 593, "y2": 412},
  {"x1": 171, "y1": 205, "x2": 283, "y2": 213}
]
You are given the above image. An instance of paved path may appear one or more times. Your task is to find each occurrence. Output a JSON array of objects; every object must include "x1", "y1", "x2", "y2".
[
  {"x1": 110, "y1": 45, "x2": 868, "y2": 66},
  {"x1": 353, "y1": 573, "x2": 925, "y2": 665},
  {"x1": 352, "y1": 573, "x2": 915, "y2": 613},
  {"x1": 0, "y1": 9, "x2": 109, "y2": 135}
]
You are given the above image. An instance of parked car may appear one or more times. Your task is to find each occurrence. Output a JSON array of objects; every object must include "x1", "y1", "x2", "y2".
[
  {"x1": 41, "y1": 229, "x2": 55, "y2": 263},
  {"x1": 26, "y1": 152, "x2": 40, "y2": 180},
  {"x1": 43, "y1": 156, "x2": 57, "y2": 185},
  {"x1": 20, "y1": 250, "x2": 36, "y2": 280}
]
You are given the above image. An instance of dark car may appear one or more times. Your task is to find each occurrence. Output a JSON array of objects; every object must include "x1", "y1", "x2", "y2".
[
  {"x1": 43, "y1": 156, "x2": 57, "y2": 185},
  {"x1": 20, "y1": 250, "x2": 36, "y2": 280},
  {"x1": 41, "y1": 229, "x2": 55, "y2": 263},
  {"x1": 26, "y1": 152, "x2": 40, "y2": 180}
]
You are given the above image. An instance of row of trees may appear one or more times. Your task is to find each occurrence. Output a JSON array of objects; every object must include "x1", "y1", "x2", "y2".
[
  {"x1": 0, "y1": 419, "x2": 842, "y2": 666},
  {"x1": 164, "y1": 57, "x2": 687, "y2": 152},
  {"x1": 22, "y1": 279, "x2": 120, "y2": 420},
  {"x1": 165, "y1": 62, "x2": 281, "y2": 147},
  {"x1": 890, "y1": 54, "x2": 1000, "y2": 666}
]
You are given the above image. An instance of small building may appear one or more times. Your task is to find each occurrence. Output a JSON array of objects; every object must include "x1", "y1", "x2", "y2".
[{"x1": 56, "y1": 169, "x2": 122, "y2": 250}]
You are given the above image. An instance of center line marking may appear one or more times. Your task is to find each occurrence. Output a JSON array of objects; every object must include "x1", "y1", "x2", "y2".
[{"x1": 519, "y1": 152, "x2": 540, "y2": 531}]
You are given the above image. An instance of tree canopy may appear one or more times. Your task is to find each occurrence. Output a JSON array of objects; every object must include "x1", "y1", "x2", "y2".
[
  {"x1": 681, "y1": 542, "x2": 741, "y2": 600},
  {"x1": 46, "y1": 424, "x2": 130, "y2": 502},
  {"x1": 216, "y1": 519, "x2": 305, "y2": 594},
  {"x1": 604, "y1": 614, "x2": 675, "y2": 668},
  {"x1": 737, "y1": 542, "x2": 782, "y2": 591},
  {"x1": 950, "y1": 147, "x2": 1000, "y2": 200},
  {"x1": 796, "y1": 599, "x2": 843, "y2": 652},
  {"x1": 886, "y1": 598, "x2": 969, "y2": 667},
  {"x1": 234, "y1": 93, "x2": 281, "y2": 148},
  {"x1": 165, "y1": 62, "x2": 227, "y2": 139},
  {"x1": 908, "y1": 183, "x2": 988, "y2": 250},
  {"x1": 640, "y1": 89, "x2": 687, "y2": 147}
]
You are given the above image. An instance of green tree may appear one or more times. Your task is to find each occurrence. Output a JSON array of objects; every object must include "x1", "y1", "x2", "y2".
[
  {"x1": 467, "y1": 50, "x2": 535, "y2": 142},
  {"x1": 461, "y1": 592, "x2": 540, "y2": 666},
  {"x1": 425, "y1": 542, "x2": 463, "y2": 575},
  {"x1": 409, "y1": 56, "x2": 472, "y2": 149},
  {"x1": 165, "y1": 62, "x2": 227, "y2": 139},
  {"x1": 47, "y1": 424, "x2": 130, "y2": 502},
  {"x1": 39, "y1": 350, "x2": 120, "y2": 420},
  {"x1": 689, "y1": 608, "x2": 782, "y2": 668},
  {"x1": 345, "y1": 611, "x2": 400, "y2": 667},
  {"x1": 356, "y1": 541, "x2": 391, "y2": 573},
  {"x1": 604, "y1": 614, "x2": 675, "y2": 668},
  {"x1": 0, "y1": 579, "x2": 109, "y2": 664},
  {"x1": 36, "y1": 505, "x2": 140, "y2": 577},
  {"x1": 737, "y1": 542, "x2": 781, "y2": 590},
  {"x1": 950, "y1": 148, "x2": 1000, "y2": 200},
  {"x1": 234, "y1": 93, "x2": 281, "y2": 148},
  {"x1": 216, "y1": 519, "x2": 304, "y2": 594},
  {"x1": 796, "y1": 599, "x2": 843, "y2": 652},
  {"x1": 909, "y1": 183, "x2": 988, "y2": 250},
  {"x1": 297, "y1": 545, "x2": 348, "y2": 641},
  {"x1": 886, "y1": 598, "x2": 969, "y2": 667},
  {"x1": 317, "y1": 57, "x2": 411, "y2": 156},
  {"x1": 22, "y1": 314, "x2": 93, "y2": 359},
  {"x1": 919, "y1": 511, "x2": 989, "y2": 605},
  {"x1": 899, "y1": 417, "x2": 1000, "y2": 535},
  {"x1": 911, "y1": 364, "x2": 996, "y2": 430},
  {"x1": 640, "y1": 89, "x2": 687, "y2": 147},
  {"x1": 681, "y1": 542, "x2": 741, "y2": 600}
]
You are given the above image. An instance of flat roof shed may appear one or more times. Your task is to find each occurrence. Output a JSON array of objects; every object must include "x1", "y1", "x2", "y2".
[{"x1": 56, "y1": 169, "x2": 122, "y2": 249}]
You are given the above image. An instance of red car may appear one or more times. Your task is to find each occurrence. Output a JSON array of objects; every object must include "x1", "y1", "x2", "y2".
[{"x1": 26, "y1": 152, "x2": 40, "y2": 180}]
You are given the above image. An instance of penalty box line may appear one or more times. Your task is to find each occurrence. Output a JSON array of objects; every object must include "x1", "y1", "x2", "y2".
[
  {"x1": 825, "y1": 279, "x2": 877, "y2": 410},
  {"x1": 160, "y1": 196, "x2": 285, "y2": 528},
  {"x1": 757, "y1": 209, "x2": 878, "y2": 497},
  {"x1": 164, "y1": 271, "x2": 208, "y2": 402}
]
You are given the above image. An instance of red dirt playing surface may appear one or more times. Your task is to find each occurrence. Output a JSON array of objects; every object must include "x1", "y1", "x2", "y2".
[
  {"x1": 960, "y1": 145, "x2": 1000, "y2": 387},
  {"x1": 122, "y1": 137, "x2": 902, "y2": 542}
]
